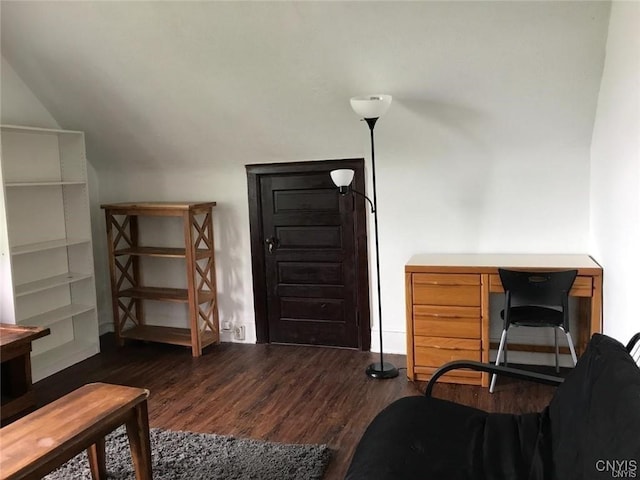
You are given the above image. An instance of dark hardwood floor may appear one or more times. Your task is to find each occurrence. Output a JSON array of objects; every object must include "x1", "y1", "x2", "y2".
[{"x1": 33, "y1": 335, "x2": 558, "y2": 479}]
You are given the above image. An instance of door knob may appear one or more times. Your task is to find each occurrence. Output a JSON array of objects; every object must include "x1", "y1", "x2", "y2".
[{"x1": 265, "y1": 237, "x2": 278, "y2": 253}]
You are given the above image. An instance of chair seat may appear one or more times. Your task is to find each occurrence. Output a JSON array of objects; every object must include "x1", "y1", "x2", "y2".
[
  {"x1": 345, "y1": 395, "x2": 546, "y2": 480},
  {"x1": 501, "y1": 305, "x2": 563, "y2": 328}
]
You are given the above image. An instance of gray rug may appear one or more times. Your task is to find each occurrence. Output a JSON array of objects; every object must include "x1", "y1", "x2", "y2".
[{"x1": 44, "y1": 427, "x2": 331, "y2": 480}]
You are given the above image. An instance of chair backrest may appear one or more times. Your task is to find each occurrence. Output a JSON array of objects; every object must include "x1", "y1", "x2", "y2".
[
  {"x1": 628, "y1": 332, "x2": 640, "y2": 368},
  {"x1": 498, "y1": 269, "x2": 578, "y2": 308}
]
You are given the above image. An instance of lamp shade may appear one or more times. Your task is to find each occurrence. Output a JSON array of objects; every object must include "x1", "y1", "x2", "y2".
[
  {"x1": 350, "y1": 95, "x2": 392, "y2": 119},
  {"x1": 330, "y1": 169, "x2": 355, "y2": 188}
]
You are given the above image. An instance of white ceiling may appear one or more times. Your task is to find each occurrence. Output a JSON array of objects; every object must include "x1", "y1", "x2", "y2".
[{"x1": 1, "y1": 1, "x2": 611, "y2": 173}]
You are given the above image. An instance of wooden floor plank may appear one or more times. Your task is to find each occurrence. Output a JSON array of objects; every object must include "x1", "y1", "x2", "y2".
[{"x1": 32, "y1": 335, "x2": 557, "y2": 479}]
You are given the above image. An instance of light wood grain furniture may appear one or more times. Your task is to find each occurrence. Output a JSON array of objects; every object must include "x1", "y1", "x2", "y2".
[
  {"x1": 0, "y1": 324, "x2": 50, "y2": 423},
  {"x1": 405, "y1": 254, "x2": 603, "y2": 387},
  {"x1": 0, "y1": 382, "x2": 151, "y2": 480},
  {"x1": 102, "y1": 202, "x2": 219, "y2": 357},
  {"x1": 0, "y1": 125, "x2": 100, "y2": 382}
]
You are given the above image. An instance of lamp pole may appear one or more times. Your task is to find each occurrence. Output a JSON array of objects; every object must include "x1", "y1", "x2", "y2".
[{"x1": 363, "y1": 118, "x2": 398, "y2": 379}]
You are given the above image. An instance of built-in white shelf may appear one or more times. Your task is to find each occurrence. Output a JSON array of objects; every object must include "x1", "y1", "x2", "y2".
[
  {"x1": 15, "y1": 272, "x2": 93, "y2": 297},
  {"x1": 31, "y1": 339, "x2": 100, "y2": 383},
  {"x1": 1, "y1": 124, "x2": 100, "y2": 380},
  {"x1": 18, "y1": 303, "x2": 95, "y2": 327},
  {"x1": 11, "y1": 238, "x2": 91, "y2": 256},
  {"x1": 5, "y1": 181, "x2": 86, "y2": 187},
  {"x1": 0, "y1": 124, "x2": 83, "y2": 135}
]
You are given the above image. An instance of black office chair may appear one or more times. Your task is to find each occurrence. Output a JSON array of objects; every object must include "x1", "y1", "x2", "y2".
[
  {"x1": 628, "y1": 332, "x2": 640, "y2": 367},
  {"x1": 490, "y1": 268, "x2": 578, "y2": 393}
]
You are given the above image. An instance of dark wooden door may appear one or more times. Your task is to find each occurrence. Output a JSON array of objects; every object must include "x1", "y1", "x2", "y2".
[{"x1": 247, "y1": 159, "x2": 370, "y2": 349}]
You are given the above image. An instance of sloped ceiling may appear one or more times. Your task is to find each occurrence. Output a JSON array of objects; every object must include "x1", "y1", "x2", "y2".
[{"x1": 1, "y1": 1, "x2": 610, "y2": 173}]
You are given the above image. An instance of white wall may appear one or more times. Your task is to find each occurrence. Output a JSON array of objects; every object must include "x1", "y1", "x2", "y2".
[
  {"x1": 1, "y1": 2, "x2": 614, "y2": 353},
  {"x1": 1, "y1": 57, "x2": 59, "y2": 128},
  {"x1": 590, "y1": 1, "x2": 640, "y2": 345}
]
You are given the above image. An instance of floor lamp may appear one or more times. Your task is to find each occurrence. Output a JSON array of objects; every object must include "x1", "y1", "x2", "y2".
[{"x1": 330, "y1": 94, "x2": 398, "y2": 379}]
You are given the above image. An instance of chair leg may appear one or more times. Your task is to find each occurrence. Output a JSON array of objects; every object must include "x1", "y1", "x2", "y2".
[
  {"x1": 504, "y1": 341, "x2": 508, "y2": 367},
  {"x1": 490, "y1": 329, "x2": 508, "y2": 393},
  {"x1": 555, "y1": 328, "x2": 559, "y2": 373},
  {"x1": 564, "y1": 330, "x2": 578, "y2": 366}
]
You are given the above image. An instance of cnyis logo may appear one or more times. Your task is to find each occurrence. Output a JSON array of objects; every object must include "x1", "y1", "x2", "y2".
[{"x1": 595, "y1": 460, "x2": 638, "y2": 478}]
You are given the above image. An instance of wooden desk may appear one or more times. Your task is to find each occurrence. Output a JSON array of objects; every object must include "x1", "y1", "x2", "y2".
[
  {"x1": 0, "y1": 324, "x2": 50, "y2": 423},
  {"x1": 405, "y1": 254, "x2": 603, "y2": 387}
]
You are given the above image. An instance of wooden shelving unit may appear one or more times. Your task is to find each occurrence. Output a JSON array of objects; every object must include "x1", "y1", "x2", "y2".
[
  {"x1": 0, "y1": 125, "x2": 100, "y2": 382},
  {"x1": 101, "y1": 202, "x2": 219, "y2": 357}
]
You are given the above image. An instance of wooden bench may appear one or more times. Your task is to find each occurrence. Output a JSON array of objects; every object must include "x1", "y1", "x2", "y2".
[{"x1": 0, "y1": 383, "x2": 152, "y2": 480}]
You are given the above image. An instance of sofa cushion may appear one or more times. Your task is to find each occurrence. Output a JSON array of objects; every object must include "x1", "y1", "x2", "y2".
[
  {"x1": 345, "y1": 395, "x2": 545, "y2": 480},
  {"x1": 548, "y1": 333, "x2": 640, "y2": 480},
  {"x1": 483, "y1": 412, "x2": 549, "y2": 480}
]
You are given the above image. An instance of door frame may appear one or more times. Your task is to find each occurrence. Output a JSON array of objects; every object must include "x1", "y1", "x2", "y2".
[{"x1": 246, "y1": 158, "x2": 371, "y2": 350}]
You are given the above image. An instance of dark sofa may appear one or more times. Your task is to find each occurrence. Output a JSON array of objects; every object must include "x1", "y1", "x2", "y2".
[{"x1": 346, "y1": 333, "x2": 640, "y2": 480}]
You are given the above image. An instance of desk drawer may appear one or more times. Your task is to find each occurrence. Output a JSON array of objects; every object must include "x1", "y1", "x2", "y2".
[
  {"x1": 489, "y1": 274, "x2": 593, "y2": 297},
  {"x1": 413, "y1": 305, "x2": 481, "y2": 339},
  {"x1": 489, "y1": 273, "x2": 593, "y2": 297},
  {"x1": 412, "y1": 274, "x2": 481, "y2": 306},
  {"x1": 414, "y1": 336, "x2": 481, "y2": 366}
]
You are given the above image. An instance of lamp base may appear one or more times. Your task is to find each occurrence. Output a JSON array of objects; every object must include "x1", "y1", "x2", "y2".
[{"x1": 366, "y1": 362, "x2": 399, "y2": 379}]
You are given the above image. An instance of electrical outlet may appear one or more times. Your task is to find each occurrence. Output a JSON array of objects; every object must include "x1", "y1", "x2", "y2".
[
  {"x1": 234, "y1": 326, "x2": 245, "y2": 341},
  {"x1": 221, "y1": 321, "x2": 232, "y2": 331}
]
